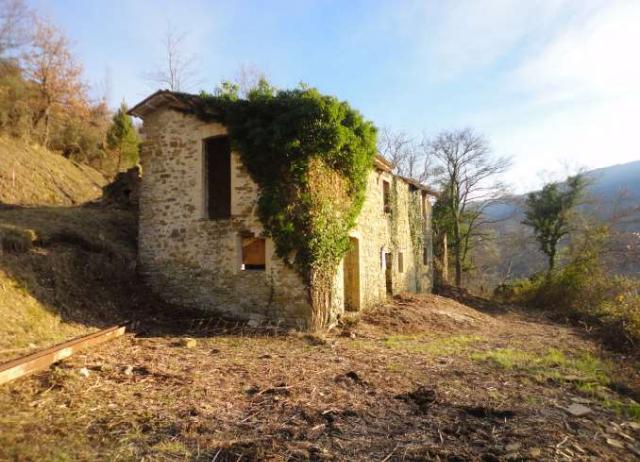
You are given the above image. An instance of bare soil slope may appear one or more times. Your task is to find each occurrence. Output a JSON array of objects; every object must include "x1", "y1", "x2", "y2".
[
  {"x1": 2, "y1": 294, "x2": 639, "y2": 461},
  {"x1": 0, "y1": 136, "x2": 106, "y2": 206}
]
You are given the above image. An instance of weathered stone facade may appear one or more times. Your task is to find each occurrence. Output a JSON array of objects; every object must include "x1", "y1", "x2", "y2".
[{"x1": 131, "y1": 91, "x2": 434, "y2": 328}]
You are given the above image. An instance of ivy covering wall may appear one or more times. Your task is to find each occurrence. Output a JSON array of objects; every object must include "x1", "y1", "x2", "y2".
[{"x1": 196, "y1": 83, "x2": 377, "y2": 329}]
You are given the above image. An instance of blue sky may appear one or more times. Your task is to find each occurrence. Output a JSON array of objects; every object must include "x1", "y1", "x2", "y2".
[{"x1": 31, "y1": 0, "x2": 640, "y2": 192}]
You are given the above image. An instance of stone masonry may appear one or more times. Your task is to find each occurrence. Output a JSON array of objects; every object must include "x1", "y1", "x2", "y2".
[{"x1": 130, "y1": 91, "x2": 435, "y2": 328}]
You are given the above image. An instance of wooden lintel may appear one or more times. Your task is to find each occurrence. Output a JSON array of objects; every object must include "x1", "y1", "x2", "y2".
[{"x1": 0, "y1": 325, "x2": 126, "y2": 386}]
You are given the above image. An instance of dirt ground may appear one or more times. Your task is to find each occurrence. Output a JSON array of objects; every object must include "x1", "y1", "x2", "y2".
[{"x1": 1, "y1": 293, "x2": 640, "y2": 461}]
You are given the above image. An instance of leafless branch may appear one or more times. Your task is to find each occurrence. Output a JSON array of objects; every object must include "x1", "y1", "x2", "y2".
[
  {"x1": 144, "y1": 23, "x2": 199, "y2": 91},
  {"x1": 0, "y1": 0, "x2": 31, "y2": 55}
]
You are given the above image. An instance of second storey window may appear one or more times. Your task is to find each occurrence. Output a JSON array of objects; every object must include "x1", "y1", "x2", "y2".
[
  {"x1": 382, "y1": 180, "x2": 391, "y2": 213},
  {"x1": 204, "y1": 136, "x2": 231, "y2": 219}
]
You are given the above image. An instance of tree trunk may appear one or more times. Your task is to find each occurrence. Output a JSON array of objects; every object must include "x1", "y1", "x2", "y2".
[
  {"x1": 309, "y1": 269, "x2": 332, "y2": 331},
  {"x1": 453, "y1": 217, "x2": 462, "y2": 287},
  {"x1": 42, "y1": 106, "x2": 50, "y2": 147}
]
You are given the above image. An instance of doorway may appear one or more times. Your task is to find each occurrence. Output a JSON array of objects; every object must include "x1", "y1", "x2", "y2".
[
  {"x1": 385, "y1": 252, "x2": 393, "y2": 295},
  {"x1": 343, "y1": 237, "x2": 360, "y2": 311}
]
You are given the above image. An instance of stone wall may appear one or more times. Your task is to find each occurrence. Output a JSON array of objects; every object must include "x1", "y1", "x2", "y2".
[
  {"x1": 139, "y1": 109, "x2": 311, "y2": 327},
  {"x1": 332, "y1": 169, "x2": 433, "y2": 317},
  {"x1": 138, "y1": 106, "x2": 432, "y2": 327}
]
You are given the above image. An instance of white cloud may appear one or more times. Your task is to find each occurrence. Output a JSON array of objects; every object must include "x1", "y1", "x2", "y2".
[
  {"x1": 381, "y1": 0, "x2": 582, "y2": 81},
  {"x1": 464, "y1": 1, "x2": 640, "y2": 192},
  {"x1": 513, "y1": 0, "x2": 640, "y2": 104}
]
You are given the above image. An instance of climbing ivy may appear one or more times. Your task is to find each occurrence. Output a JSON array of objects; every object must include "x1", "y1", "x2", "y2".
[
  {"x1": 408, "y1": 189, "x2": 426, "y2": 290},
  {"x1": 387, "y1": 176, "x2": 400, "y2": 252},
  {"x1": 196, "y1": 83, "x2": 377, "y2": 329}
]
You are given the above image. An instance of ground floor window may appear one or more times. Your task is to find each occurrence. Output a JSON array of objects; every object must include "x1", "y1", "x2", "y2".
[{"x1": 241, "y1": 237, "x2": 266, "y2": 270}]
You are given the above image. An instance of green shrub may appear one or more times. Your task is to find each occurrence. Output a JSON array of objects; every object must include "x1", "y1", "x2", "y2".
[{"x1": 497, "y1": 225, "x2": 640, "y2": 350}]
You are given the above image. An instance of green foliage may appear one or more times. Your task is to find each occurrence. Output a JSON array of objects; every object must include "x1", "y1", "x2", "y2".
[
  {"x1": 106, "y1": 102, "x2": 140, "y2": 171},
  {"x1": 496, "y1": 225, "x2": 640, "y2": 350},
  {"x1": 523, "y1": 174, "x2": 587, "y2": 271},
  {"x1": 197, "y1": 84, "x2": 377, "y2": 326}
]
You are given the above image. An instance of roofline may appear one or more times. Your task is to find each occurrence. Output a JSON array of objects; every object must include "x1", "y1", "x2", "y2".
[
  {"x1": 374, "y1": 154, "x2": 393, "y2": 172},
  {"x1": 375, "y1": 154, "x2": 439, "y2": 196},
  {"x1": 127, "y1": 90, "x2": 196, "y2": 118}
]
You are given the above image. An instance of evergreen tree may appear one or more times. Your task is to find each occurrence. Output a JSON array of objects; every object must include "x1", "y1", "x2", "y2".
[
  {"x1": 522, "y1": 174, "x2": 587, "y2": 272},
  {"x1": 106, "y1": 102, "x2": 139, "y2": 172}
]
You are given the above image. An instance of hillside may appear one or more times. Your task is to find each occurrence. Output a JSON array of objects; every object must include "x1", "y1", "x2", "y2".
[
  {"x1": 0, "y1": 136, "x2": 107, "y2": 206},
  {"x1": 587, "y1": 160, "x2": 640, "y2": 204},
  {"x1": 0, "y1": 206, "x2": 138, "y2": 362}
]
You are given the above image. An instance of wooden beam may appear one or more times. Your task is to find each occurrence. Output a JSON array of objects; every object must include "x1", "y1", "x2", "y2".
[{"x1": 0, "y1": 325, "x2": 125, "y2": 386}]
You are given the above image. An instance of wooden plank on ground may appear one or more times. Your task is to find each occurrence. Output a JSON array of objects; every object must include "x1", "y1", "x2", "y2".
[{"x1": 0, "y1": 325, "x2": 125, "y2": 385}]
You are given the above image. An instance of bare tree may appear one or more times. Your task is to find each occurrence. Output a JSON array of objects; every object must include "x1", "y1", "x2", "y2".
[
  {"x1": 0, "y1": 0, "x2": 30, "y2": 56},
  {"x1": 145, "y1": 23, "x2": 198, "y2": 91},
  {"x1": 429, "y1": 128, "x2": 511, "y2": 287},
  {"x1": 21, "y1": 17, "x2": 86, "y2": 146},
  {"x1": 378, "y1": 128, "x2": 437, "y2": 184}
]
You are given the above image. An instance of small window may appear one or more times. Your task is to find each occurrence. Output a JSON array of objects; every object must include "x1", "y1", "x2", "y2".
[
  {"x1": 423, "y1": 247, "x2": 428, "y2": 266},
  {"x1": 382, "y1": 180, "x2": 391, "y2": 213},
  {"x1": 398, "y1": 252, "x2": 404, "y2": 273},
  {"x1": 421, "y1": 191, "x2": 427, "y2": 220},
  {"x1": 242, "y1": 237, "x2": 266, "y2": 270},
  {"x1": 204, "y1": 136, "x2": 231, "y2": 219}
]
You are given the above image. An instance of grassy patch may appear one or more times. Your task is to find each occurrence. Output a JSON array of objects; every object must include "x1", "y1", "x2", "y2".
[
  {"x1": 472, "y1": 347, "x2": 640, "y2": 421},
  {"x1": 471, "y1": 347, "x2": 610, "y2": 384},
  {"x1": 152, "y1": 440, "x2": 190, "y2": 457}
]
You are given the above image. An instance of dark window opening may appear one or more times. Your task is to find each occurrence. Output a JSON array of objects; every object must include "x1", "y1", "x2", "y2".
[
  {"x1": 242, "y1": 237, "x2": 266, "y2": 270},
  {"x1": 204, "y1": 136, "x2": 231, "y2": 219},
  {"x1": 423, "y1": 247, "x2": 428, "y2": 265},
  {"x1": 398, "y1": 252, "x2": 404, "y2": 273},
  {"x1": 385, "y1": 252, "x2": 393, "y2": 294},
  {"x1": 382, "y1": 180, "x2": 391, "y2": 213}
]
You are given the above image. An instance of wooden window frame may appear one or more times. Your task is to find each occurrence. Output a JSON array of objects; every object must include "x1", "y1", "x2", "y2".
[{"x1": 241, "y1": 236, "x2": 266, "y2": 271}]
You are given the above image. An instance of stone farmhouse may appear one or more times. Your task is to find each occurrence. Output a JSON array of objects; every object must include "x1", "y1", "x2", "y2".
[{"x1": 129, "y1": 90, "x2": 437, "y2": 328}]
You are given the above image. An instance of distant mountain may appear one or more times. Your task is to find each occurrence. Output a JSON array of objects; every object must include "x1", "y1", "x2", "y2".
[
  {"x1": 585, "y1": 160, "x2": 640, "y2": 203},
  {"x1": 475, "y1": 160, "x2": 640, "y2": 286},
  {"x1": 485, "y1": 159, "x2": 640, "y2": 228}
]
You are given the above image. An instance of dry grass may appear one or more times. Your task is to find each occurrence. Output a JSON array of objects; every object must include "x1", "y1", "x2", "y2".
[
  {"x1": 0, "y1": 136, "x2": 107, "y2": 206},
  {"x1": 2, "y1": 294, "x2": 640, "y2": 461},
  {"x1": 0, "y1": 206, "x2": 137, "y2": 361}
]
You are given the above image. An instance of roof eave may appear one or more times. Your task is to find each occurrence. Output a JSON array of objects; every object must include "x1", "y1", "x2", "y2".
[{"x1": 127, "y1": 90, "x2": 196, "y2": 119}]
